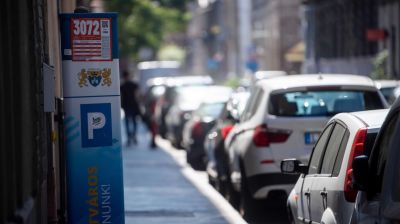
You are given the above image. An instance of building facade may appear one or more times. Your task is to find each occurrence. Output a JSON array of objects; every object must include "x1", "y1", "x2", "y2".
[
  {"x1": 378, "y1": 0, "x2": 400, "y2": 78},
  {"x1": 302, "y1": 0, "x2": 399, "y2": 78},
  {"x1": 251, "y1": 0, "x2": 303, "y2": 73},
  {"x1": 186, "y1": 0, "x2": 251, "y2": 80}
]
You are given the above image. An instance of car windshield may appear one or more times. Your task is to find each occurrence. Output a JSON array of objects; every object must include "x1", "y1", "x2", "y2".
[
  {"x1": 149, "y1": 85, "x2": 166, "y2": 98},
  {"x1": 269, "y1": 90, "x2": 385, "y2": 117},
  {"x1": 195, "y1": 102, "x2": 226, "y2": 119}
]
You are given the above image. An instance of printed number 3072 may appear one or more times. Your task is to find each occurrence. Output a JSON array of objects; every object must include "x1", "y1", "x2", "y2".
[{"x1": 73, "y1": 19, "x2": 100, "y2": 36}]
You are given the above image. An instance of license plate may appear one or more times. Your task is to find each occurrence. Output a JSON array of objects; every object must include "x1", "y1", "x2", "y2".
[{"x1": 304, "y1": 132, "x2": 320, "y2": 145}]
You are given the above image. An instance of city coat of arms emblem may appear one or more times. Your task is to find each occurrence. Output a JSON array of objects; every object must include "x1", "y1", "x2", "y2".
[
  {"x1": 78, "y1": 68, "x2": 112, "y2": 88},
  {"x1": 88, "y1": 70, "x2": 102, "y2": 87}
]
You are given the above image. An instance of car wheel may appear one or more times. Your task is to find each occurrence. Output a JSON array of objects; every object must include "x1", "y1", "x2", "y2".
[
  {"x1": 239, "y1": 162, "x2": 269, "y2": 223},
  {"x1": 240, "y1": 171, "x2": 257, "y2": 221},
  {"x1": 208, "y1": 174, "x2": 216, "y2": 188},
  {"x1": 218, "y1": 153, "x2": 230, "y2": 198},
  {"x1": 216, "y1": 166, "x2": 228, "y2": 197},
  {"x1": 172, "y1": 140, "x2": 179, "y2": 148},
  {"x1": 186, "y1": 150, "x2": 206, "y2": 171},
  {"x1": 217, "y1": 177, "x2": 228, "y2": 196},
  {"x1": 159, "y1": 125, "x2": 167, "y2": 138},
  {"x1": 226, "y1": 178, "x2": 240, "y2": 210}
]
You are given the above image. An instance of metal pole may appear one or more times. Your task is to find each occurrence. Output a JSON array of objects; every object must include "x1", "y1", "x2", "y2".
[{"x1": 55, "y1": 98, "x2": 67, "y2": 224}]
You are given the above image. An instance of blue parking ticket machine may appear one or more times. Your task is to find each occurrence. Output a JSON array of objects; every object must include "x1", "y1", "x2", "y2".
[{"x1": 60, "y1": 13, "x2": 125, "y2": 224}]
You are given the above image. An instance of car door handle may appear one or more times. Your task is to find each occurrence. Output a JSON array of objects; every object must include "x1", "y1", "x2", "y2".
[
  {"x1": 304, "y1": 190, "x2": 310, "y2": 197},
  {"x1": 320, "y1": 190, "x2": 327, "y2": 196}
]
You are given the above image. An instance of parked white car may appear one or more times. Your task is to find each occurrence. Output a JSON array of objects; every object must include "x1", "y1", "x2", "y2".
[
  {"x1": 282, "y1": 109, "x2": 388, "y2": 224},
  {"x1": 224, "y1": 74, "x2": 388, "y2": 218}
]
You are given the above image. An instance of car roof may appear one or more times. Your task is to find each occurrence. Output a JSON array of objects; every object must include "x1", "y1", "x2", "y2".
[
  {"x1": 374, "y1": 80, "x2": 400, "y2": 89},
  {"x1": 165, "y1": 75, "x2": 213, "y2": 86},
  {"x1": 254, "y1": 70, "x2": 287, "y2": 80},
  {"x1": 146, "y1": 77, "x2": 169, "y2": 86},
  {"x1": 137, "y1": 61, "x2": 181, "y2": 70},
  {"x1": 350, "y1": 109, "x2": 389, "y2": 128},
  {"x1": 256, "y1": 74, "x2": 376, "y2": 91}
]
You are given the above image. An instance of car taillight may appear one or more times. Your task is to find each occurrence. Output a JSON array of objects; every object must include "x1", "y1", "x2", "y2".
[
  {"x1": 192, "y1": 121, "x2": 203, "y2": 137},
  {"x1": 344, "y1": 128, "x2": 367, "y2": 202},
  {"x1": 221, "y1": 125, "x2": 234, "y2": 139},
  {"x1": 252, "y1": 124, "x2": 291, "y2": 147}
]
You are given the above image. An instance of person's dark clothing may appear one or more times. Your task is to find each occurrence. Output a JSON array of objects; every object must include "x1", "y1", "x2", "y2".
[
  {"x1": 124, "y1": 112, "x2": 138, "y2": 144},
  {"x1": 120, "y1": 81, "x2": 141, "y2": 115},
  {"x1": 120, "y1": 80, "x2": 141, "y2": 145}
]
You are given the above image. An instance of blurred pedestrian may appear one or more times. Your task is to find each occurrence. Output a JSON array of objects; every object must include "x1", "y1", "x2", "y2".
[
  {"x1": 120, "y1": 71, "x2": 141, "y2": 146},
  {"x1": 142, "y1": 97, "x2": 157, "y2": 149}
]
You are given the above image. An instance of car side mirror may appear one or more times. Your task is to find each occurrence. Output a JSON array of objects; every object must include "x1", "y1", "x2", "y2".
[
  {"x1": 352, "y1": 155, "x2": 369, "y2": 191},
  {"x1": 281, "y1": 159, "x2": 307, "y2": 174}
]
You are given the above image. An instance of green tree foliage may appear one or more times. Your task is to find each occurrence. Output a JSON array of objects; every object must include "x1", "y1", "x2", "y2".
[
  {"x1": 371, "y1": 49, "x2": 389, "y2": 80},
  {"x1": 105, "y1": 0, "x2": 191, "y2": 60}
]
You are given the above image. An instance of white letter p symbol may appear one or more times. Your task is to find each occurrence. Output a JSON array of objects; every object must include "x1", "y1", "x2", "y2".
[{"x1": 87, "y1": 112, "x2": 106, "y2": 139}]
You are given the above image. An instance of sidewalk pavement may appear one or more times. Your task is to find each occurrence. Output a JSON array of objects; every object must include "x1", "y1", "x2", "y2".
[{"x1": 123, "y1": 126, "x2": 246, "y2": 224}]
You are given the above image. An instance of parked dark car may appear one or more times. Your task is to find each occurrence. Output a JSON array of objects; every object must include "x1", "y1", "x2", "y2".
[
  {"x1": 351, "y1": 97, "x2": 400, "y2": 223},
  {"x1": 182, "y1": 101, "x2": 228, "y2": 170},
  {"x1": 165, "y1": 85, "x2": 232, "y2": 148},
  {"x1": 154, "y1": 76, "x2": 213, "y2": 139},
  {"x1": 203, "y1": 91, "x2": 250, "y2": 195}
]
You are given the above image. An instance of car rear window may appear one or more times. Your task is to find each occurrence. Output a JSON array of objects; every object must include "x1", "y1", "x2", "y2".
[
  {"x1": 149, "y1": 85, "x2": 166, "y2": 98},
  {"x1": 268, "y1": 90, "x2": 384, "y2": 117},
  {"x1": 196, "y1": 102, "x2": 226, "y2": 119}
]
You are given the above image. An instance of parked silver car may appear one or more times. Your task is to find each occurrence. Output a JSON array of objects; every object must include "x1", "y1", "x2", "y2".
[{"x1": 282, "y1": 109, "x2": 388, "y2": 224}]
